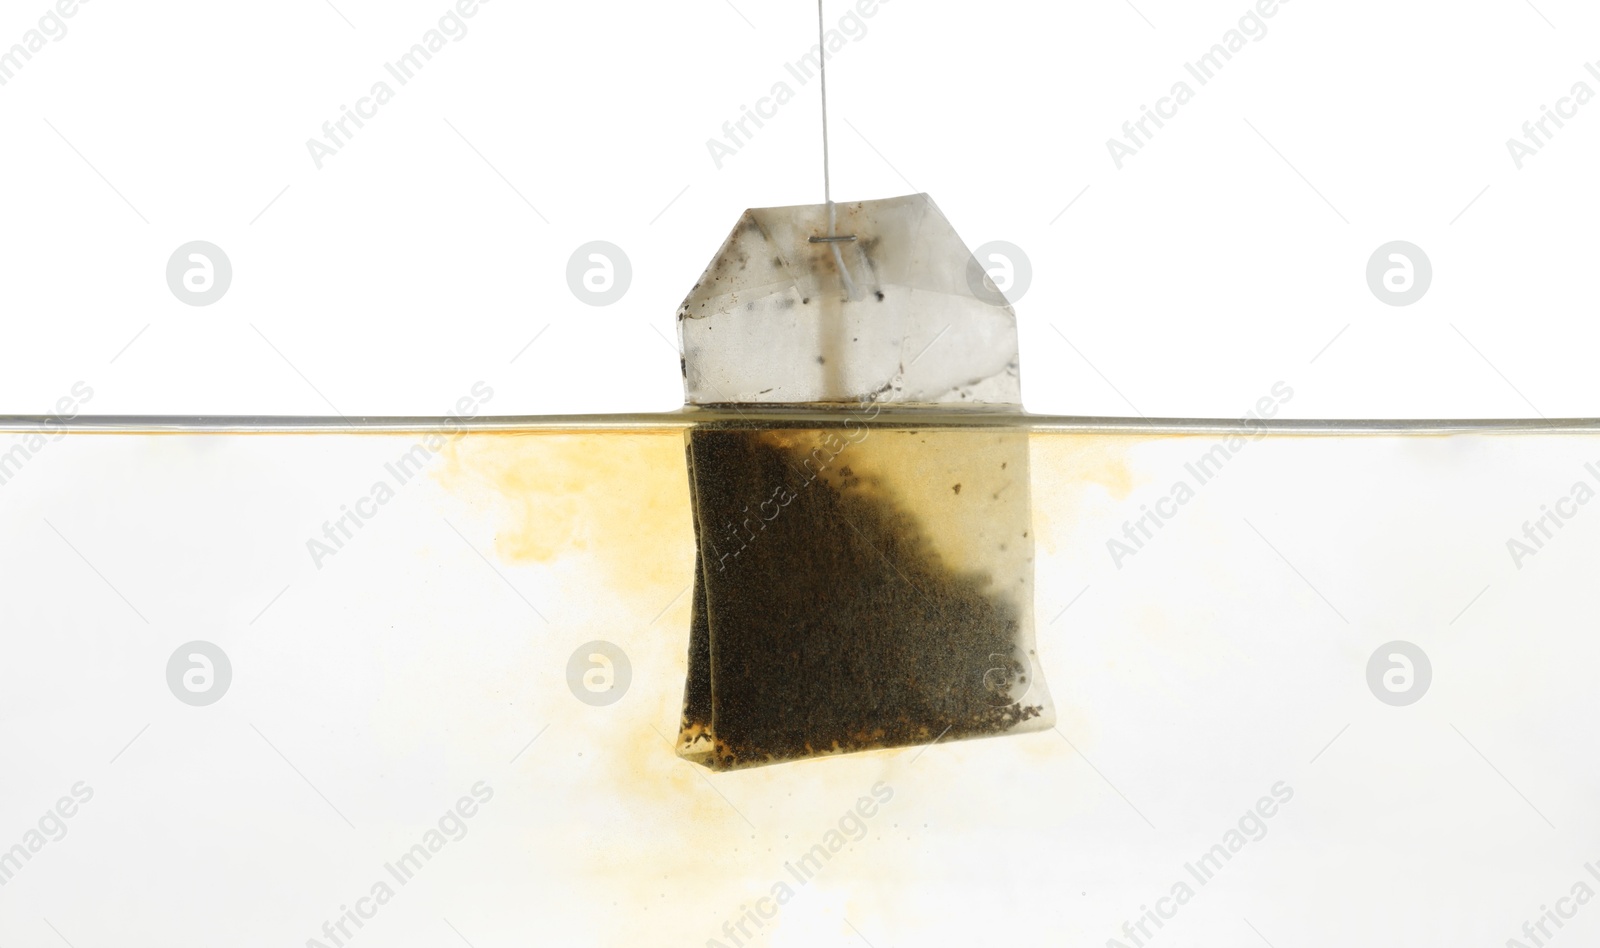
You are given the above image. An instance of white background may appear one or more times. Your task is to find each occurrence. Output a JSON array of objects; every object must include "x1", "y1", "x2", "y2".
[{"x1": 1, "y1": 0, "x2": 1597, "y2": 420}]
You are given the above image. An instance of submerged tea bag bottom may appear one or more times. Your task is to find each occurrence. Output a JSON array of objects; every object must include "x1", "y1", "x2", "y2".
[{"x1": 677, "y1": 422, "x2": 1054, "y2": 771}]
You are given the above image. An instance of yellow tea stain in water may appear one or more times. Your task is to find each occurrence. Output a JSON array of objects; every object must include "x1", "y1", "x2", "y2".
[
  {"x1": 430, "y1": 430, "x2": 835, "y2": 942},
  {"x1": 422, "y1": 427, "x2": 1108, "y2": 944},
  {"x1": 1028, "y1": 432, "x2": 1140, "y2": 561},
  {"x1": 434, "y1": 430, "x2": 692, "y2": 592}
]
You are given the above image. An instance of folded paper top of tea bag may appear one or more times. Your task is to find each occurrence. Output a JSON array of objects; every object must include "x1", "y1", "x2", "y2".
[{"x1": 677, "y1": 193, "x2": 1021, "y2": 409}]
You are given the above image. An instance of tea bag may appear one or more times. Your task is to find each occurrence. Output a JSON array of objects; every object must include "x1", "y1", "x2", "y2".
[{"x1": 675, "y1": 194, "x2": 1053, "y2": 770}]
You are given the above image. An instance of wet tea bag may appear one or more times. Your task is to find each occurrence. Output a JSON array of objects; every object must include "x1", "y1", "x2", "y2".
[{"x1": 675, "y1": 193, "x2": 1055, "y2": 771}]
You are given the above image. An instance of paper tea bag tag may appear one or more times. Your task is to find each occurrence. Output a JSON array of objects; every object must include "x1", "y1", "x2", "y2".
[{"x1": 675, "y1": 193, "x2": 1053, "y2": 772}]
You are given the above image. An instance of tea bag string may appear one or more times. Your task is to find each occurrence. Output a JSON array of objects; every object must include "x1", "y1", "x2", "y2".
[
  {"x1": 819, "y1": 0, "x2": 833, "y2": 222},
  {"x1": 813, "y1": 0, "x2": 859, "y2": 299}
]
